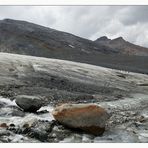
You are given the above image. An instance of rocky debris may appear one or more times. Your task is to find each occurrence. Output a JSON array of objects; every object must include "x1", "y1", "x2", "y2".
[
  {"x1": 47, "y1": 121, "x2": 75, "y2": 142},
  {"x1": 6, "y1": 119, "x2": 73, "y2": 142},
  {"x1": 52, "y1": 103, "x2": 110, "y2": 136},
  {"x1": 0, "y1": 128, "x2": 40, "y2": 143},
  {"x1": 24, "y1": 120, "x2": 55, "y2": 142},
  {"x1": 22, "y1": 120, "x2": 79, "y2": 142},
  {"x1": 15, "y1": 95, "x2": 43, "y2": 112},
  {"x1": 0, "y1": 119, "x2": 70, "y2": 142}
]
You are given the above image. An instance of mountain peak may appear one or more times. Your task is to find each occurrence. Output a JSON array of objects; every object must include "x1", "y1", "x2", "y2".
[
  {"x1": 3, "y1": 18, "x2": 13, "y2": 21},
  {"x1": 95, "y1": 36, "x2": 111, "y2": 42},
  {"x1": 112, "y1": 37, "x2": 125, "y2": 42},
  {"x1": 0, "y1": 18, "x2": 148, "y2": 58},
  {"x1": 2, "y1": 18, "x2": 19, "y2": 23}
]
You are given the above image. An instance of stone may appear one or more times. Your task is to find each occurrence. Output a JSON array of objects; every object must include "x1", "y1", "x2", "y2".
[
  {"x1": 15, "y1": 95, "x2": 43, "y2": 112},
  {"x1": 0, "y1": 123, "x2": 8, "y2": 128},
  {"x1": 52, "y1": 103, "x2": 110, "y2": 136}
]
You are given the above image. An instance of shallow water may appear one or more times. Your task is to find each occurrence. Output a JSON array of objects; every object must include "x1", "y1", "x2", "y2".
[
  {"x1": 0, "y1": 95, "x2": 148, "y2": 143},
  {"x1": 0, "y1": 97, "x2": 54, "y2": 126},
  {"x1": 0, "y1": 96, "x2": 55, "y2": 142}
]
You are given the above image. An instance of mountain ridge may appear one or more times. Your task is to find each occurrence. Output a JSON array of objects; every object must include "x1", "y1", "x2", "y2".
[
  {"x1": 1, "y1": 18, "x2": 148, "y2": 56},
  {"x1": 95, "y1": 36, "x2": 148, "y2": 56},
  {"x1": 0, "y1": 18, "x2": 148, "y2": 74}
]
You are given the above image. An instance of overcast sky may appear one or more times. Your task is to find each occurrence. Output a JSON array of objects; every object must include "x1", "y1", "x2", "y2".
[{"x1": 0, "y1": 6, "x2": 148, "y2": 47}]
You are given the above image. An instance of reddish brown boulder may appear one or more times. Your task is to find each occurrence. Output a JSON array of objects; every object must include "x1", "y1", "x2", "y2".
[
  {"x1": 0, "y1": 123, "x2": 8, "y2": 128},
  {"x1": 52, "y1": 103, "x2": 110, "y2": 136}
]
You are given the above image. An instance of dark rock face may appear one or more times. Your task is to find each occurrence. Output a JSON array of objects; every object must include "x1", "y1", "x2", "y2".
[
  {"x1": 52, "y1": 103, "x2": 110, "y2": 136},
  {"x1": 15, "y1": 95, "x2": 43, "y2": 112},
  {"x1": 0, "y1": 19, "x2": 148, "y2": 74},
  {"x1": 0, "y1": 19, "x2": 100, "y2": 56},
  {"x1": 95, "y1": 36, "x2": 148, "y2": 56},
  {"x1": 95, "y1": 36, "x2": 111, "y2": 45}
]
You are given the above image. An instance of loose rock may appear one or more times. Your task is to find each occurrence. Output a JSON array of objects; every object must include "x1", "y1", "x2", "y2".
[
  {"x1": 52, "y1": 103, "x2": 110, "y2": 136},
  {"x1": 0, "y1": 123, "x2": 8, "y2": 128},
  {"x1": 15, "y1": 95, "x2": 43, "y2": 112}
]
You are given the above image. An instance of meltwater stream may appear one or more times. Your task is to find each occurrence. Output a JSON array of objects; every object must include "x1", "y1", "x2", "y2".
[
  {"x1": 0, "y1": 94, "x2": 148, "y2": 143},
  {"x1": 0, "y1": 97, "x2": 54, "y2": 125},
  {"x1": 0, "y1": 96, "x2": 54, "y2": 142}
]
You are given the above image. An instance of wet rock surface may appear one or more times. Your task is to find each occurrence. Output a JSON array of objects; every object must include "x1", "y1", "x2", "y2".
[
  {"x1": 52, "y1": 103, "x2": 110, "y2": 136},
  {"x1": 0, "y1": 94, "x2": 148, "y2": 143},
  {"x1": 15, "y1": 95, "x2": 44, "y2": 112}
]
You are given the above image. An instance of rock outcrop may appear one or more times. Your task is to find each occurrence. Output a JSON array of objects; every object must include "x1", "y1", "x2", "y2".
[
  {"x1": 15, "y1": 95, "x2": 43, "y2": 112},
  {"x1": 52, "y1": 103, "x2": 110, "y2": 136}
]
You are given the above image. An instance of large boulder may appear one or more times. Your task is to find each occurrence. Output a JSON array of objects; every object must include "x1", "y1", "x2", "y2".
[
  {"x1": 52, "y1": 103, "x2": 110, "y2": 136},
  {"x1": 15, "y1": 95, "x2": 43, "y2": 112}
]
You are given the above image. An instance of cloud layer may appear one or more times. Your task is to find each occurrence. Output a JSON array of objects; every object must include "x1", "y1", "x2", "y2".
[{"x1": 0, "y1": 6, "x2": 148, "y2": 47}]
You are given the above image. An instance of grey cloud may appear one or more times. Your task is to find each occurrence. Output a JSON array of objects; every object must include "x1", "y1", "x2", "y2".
[
  {"x1": 0, "y1": 6, "x2": 57, "y2": 26},
  {"x1": 118, "y1": 6, "x2": 148, "y2": 25}
]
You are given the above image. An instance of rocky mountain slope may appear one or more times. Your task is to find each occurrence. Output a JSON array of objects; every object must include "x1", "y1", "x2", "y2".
[
  {"x1": 0, "y1": 19, "x2": 148, "y2": 74},
  {"x1": 0, "y1": 53, "x2": 148, "y2": 142},
  {"x1": 95, "y1": 36, "x2": 148, "y2": 56}
]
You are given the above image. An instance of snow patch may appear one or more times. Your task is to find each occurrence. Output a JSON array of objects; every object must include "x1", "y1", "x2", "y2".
[
  {"x1": 81, "y1": 49, "x2": 90, "y2": 54},
  {"x1": 68, "y1": 44, "x2": 75, "y2": 48}
]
